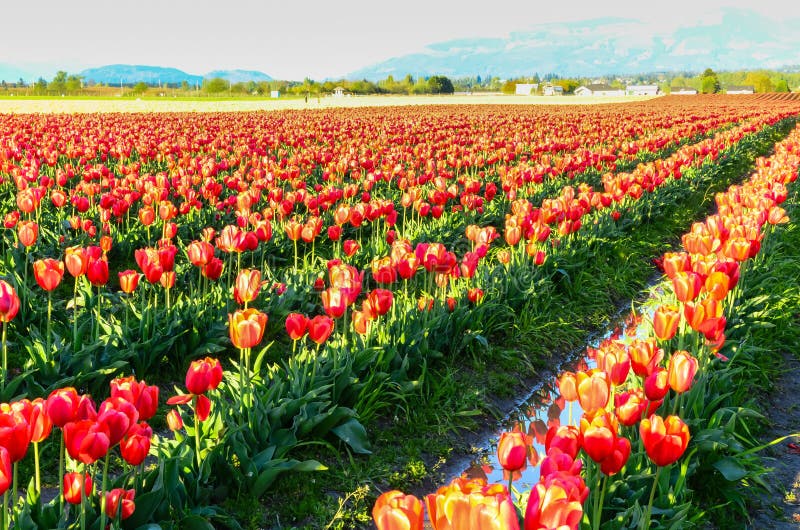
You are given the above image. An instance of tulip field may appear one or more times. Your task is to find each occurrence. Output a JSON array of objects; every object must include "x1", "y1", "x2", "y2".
[{"x1": 0, "y1": 95, "x2": 799, "y2": 529}]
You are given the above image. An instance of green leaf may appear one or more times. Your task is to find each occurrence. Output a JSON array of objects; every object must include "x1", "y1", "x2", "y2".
[
  {"x1": 178, "y1": 515, "x2": 215, "y2": 530},
  {"x1": 331, "y1": 418, "x2": 372, "y2": 454},
  {"x1": 713, "y1": 457, "x2": 748, "y2": 481}
]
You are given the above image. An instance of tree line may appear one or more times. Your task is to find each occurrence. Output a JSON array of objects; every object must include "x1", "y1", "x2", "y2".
[{"x1": 1, "y1": 68, "x2": 797, "y2": 98}]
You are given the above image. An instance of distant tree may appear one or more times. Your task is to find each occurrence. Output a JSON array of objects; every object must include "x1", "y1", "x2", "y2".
[
  {"x1": 554, "y1": 79, "x2": 580, "y2": 94},
  {"x1": 33, "y1": 77, "x2": 48, "y2": 95},
  {"x1": 743, "y1": 72, "x2": 774, "y2": 93},
  {"x1": 65, "y1": 75, "x2": 82, "y2": 93},
  {"x1": 700, "y1": 68, "x2": 720, "y2": 93},
  {"x1": 501, "y1": 80, "x2": 517, "y2": 94},
  {"x1": 427, "y1": 75, "x2": 454, "y2": 94},
  {"x1": 181, "y1": 80, "x2": 190, "y2": 91},
  {"x1": 50, "y1": 71, "x2": 67, "y2": 94},
  {"x1": 18, "y1": 78, "x2": 26, "y2": 88},
  {"x1": 130, "y1": 82, "x2": 148, "y2": 95},
  {"x1": 204, "y1": 77, "x2": 229, "y2": 94},
  {"x1": 774, "y1": 78, "x2": 790, "y2": 93}
]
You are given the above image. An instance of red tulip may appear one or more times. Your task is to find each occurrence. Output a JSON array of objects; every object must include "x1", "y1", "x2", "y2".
[
  {"x1": 120, "y1": 422, "x2": 152, "y2": 466},
  {"x1": 308, "y1": 315, "x2": 334, "y2": 344},
  {"x1": 372, "y1": 490, "x2": 424, "y2": 530},
  {"x1": 159, "y1": 270, "x2": 175, "y2": 289},
  {"x1": 33, "y1": 258, "x2": 64, "y2": 291},
  {"x1": 46, "y1": 387, "x2": 80, "y2": 427},
  {"x1": 0, "y1": 280, "x2": 20, "y2": 322},
  {"x1": 579, "y1": 411, "x2": 618, "y2": 463},
  {"x1": 105, "y1": 488, "x2": 135, "y2": 520},
  {"x1": 110, "y1": 376, "x2": 159, "y2": 421},
  {"x1": 524, "y1": 478, "x2": 584, "y2": 530},
  {"x1": 184, "y1": 357, "x2": 224, "y2": 395},
  {"x1": 86, "y1": 256, "x2": 109, "y2": 286},
  {"x1": 367, "y1": 289, "x2": 393, "y2": 317},
  {"x1": 63, "y1": 420, "x2": 110, "y2": 464},
  {"x1": 63, "y1": 471, "x2": 93, "y2": 505},
  {"x1": 644, "y1": 367, "x2": 670, "y2": 401},
  {"x1": 98, "y1": 397, "x2": 139, "y2": 446},
  {"x1": 202, "y1": 257, "x2": 224, "y2": 280},
  {"x1": 0, "y1": 447, "x2": 8, "y2": 496},
  {"x1": 599, "y1": 436, "x2": 631, "y2": 476},
  {"x1": 544, "y1": 425, "x2": 581, "y2": 460},
  {"x1": 228, "y1": 308, "x2": 268, "y2": 349},
  {"x1": 285, "y1": 313, "x2": 309, "y2": 341},
  {"x1": 0, "y1": 410, "x2": 31, "y2": 462},
  {"x1": 497, "y1": 431, "x2": 528, "y2": 473},
  {"x1": 343, "y1": 239, "x2": 360, "y2": 257},
  {"x1": 640, "y1": 414, "x2": 691, "y2": 467}
]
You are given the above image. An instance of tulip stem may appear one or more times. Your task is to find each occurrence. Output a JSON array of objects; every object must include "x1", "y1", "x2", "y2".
[
  {"x1": 33, "y1": 441, "x2": 40, "y2": 495},
  {"x1": 194, "y1": 396, "x2": 202, "y2": 472},
  {"x1": 593, "y1": 474, "x2": 608, "y2": 530},
  {"x1": 73, "y1": 276, "x2": 79, "y2": 351},
  {"x1": 47, "y1": 291, "x2": 52, "y2": 361},
  {"x1": 1, "y1": 490, "x2": 5, "y2": 530},
  {"x1": 1, "y1": 321, "x2": 6, "y2": 392},
  {"x1": 100, "y1": 453, "x2": 110, "y2": 530},
  {"x1": 641, "y1": 465, "x2": 663, "y2": 530},
  {"x1": 58, "y1": 435, "x2": 64, "y2": 515}
]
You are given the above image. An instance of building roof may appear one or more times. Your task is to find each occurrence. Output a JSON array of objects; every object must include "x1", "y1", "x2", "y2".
[
  {"x1": 725, "y1": 85, "x2": 755, "y2": 92},
  {"x1": 585, "y1": 83, "x2": 619, "y2": 91}
]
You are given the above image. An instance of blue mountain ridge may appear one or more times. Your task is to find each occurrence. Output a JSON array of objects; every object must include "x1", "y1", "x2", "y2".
[{"x1": 347, "y1": 9, "x2": 800, "y2": 80}]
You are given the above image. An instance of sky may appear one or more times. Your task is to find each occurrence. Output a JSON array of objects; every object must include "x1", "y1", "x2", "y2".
[{"x1": 2, "y1": 0, "x2": 799, "y2": 81}]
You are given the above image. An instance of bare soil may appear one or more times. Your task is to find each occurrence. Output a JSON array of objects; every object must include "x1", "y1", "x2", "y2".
[{"x1": 747, "y1": 351, "x2": 800, "y2": 529}]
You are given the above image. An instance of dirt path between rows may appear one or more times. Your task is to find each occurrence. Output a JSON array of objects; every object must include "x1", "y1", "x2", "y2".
[{"x1": 747, "y1": 351, "x2": 800, "y2": 529}]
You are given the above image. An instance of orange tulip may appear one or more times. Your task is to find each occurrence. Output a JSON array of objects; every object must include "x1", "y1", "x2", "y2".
[
  {"x1": 672, "y1": 271, "x2": 702, "y2": 303},
  {"x1": 372, "y1": 490, "x2": 424, "y2": 530},
  {"x1": 579, "y1": 411, "x2": 618, "y2": 463},
  {"x1": 704, "y1": 271, "x2": 730, "y2": 301},
  {"x1": 614, "y1": 389, "x2": 647, "y2": 426},
  {"x1": 652, "y1": 305, "x2": 681, "y2": 341},
  {"x1": 628, "y1": 338, "x2": 663, "y2": 377},
  {"x1": 523, "y1": 479, "x2": 583, "y2": 530},
  {"x1": 667, "y1": 350, "x2": 698, "y2": 393},
  {"x1": 64, "y1": 246, "x2": 89, "y2": 278},
  {"x1": 640, "y1": 414, "x2": 690, "y2": 467},
  {"x1": 33, "y1": 258, "x2": 64, "y2": 292},
  {"x1": 17, "y1": 220, "x2": 38, "y2": 247},
  {"x1": 557, "y1": 372, "x2": 578, "y2": 402},
  {"x1": 118, "y1": 270, "x2": 140, "y2": 294},
  {"x1": 228, "y1": 308, "x2": 268, "y2": 349},
  {"x1": 575, "y1": 369, "x2": 610, "y2": 415},
  {"x1": 234, "y1": 269, "x2": 262, "y2": 305}
]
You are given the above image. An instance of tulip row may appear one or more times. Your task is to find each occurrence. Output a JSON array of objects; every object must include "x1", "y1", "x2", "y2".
[{"x1": 370, "y1": 121, "x2": 800, "y2": 529}]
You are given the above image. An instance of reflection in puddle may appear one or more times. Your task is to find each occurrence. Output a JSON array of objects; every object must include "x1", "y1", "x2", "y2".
[{"x1": 454, "y1": 283, "x2": 665, "y2": 497}]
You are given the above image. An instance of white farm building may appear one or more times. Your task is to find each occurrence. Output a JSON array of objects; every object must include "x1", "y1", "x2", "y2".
[
  {"x1": 626, "y1": 85, "x2": 660, "y2": 96},
  {"x1": 574, "y1": 84, "x2": 624, "y2": 97}
]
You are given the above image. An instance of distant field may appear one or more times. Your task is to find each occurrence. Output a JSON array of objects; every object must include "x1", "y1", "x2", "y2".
[{"x1": 0, "y1": 93, "x2": 657, "y2": 113}]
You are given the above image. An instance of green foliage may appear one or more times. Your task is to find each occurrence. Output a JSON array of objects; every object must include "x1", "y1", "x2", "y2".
[
  {"x1": 427, "y1": 75, "x2": 454, "y2": 94},
  {"x1": 203, "y1": 77, "x2": 229, "y2": 94}
]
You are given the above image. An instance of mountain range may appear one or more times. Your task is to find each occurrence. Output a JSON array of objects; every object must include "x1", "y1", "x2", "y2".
[
  {"x1": 348, "y1": 8, "x2": 800, "y2": 80},
  {"x1": 0, "y1": 64, "x2": 272, "y2": 85}
]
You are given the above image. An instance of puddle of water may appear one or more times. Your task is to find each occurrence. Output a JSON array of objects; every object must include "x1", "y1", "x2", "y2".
[{"x1": 448, "y1": 279, "x2": 667, "y2": 495}]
